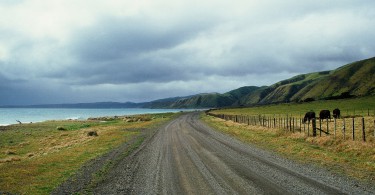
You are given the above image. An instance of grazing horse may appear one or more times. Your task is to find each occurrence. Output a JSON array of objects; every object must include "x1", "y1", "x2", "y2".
[
  {"x1": 303, "y1": 111, "x2": 315, "y2": 123},
  {"x1": 319, "y1": 110, "x2": 331, "y2": 120},
  {"x1": 333, "y1": 108, "x2": 340, "y2": 119}
]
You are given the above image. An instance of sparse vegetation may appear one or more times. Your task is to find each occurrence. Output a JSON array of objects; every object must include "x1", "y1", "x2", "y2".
[{"x1": 0, "y1": 113, "x2": 176, "y2": 194}]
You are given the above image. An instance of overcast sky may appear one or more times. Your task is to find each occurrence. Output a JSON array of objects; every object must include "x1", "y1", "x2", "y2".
[{"x1": 1, "y1": 0, "x2": 374, "y2": 105}]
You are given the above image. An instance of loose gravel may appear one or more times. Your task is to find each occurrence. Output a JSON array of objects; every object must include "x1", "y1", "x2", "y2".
[{"x1": 54, "y1": 112, "x2": 375, "y2": 194}]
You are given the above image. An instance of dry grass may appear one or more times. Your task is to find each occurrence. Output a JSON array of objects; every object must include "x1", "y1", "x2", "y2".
[
  {"x1": 0, "y1": 113, "x2": 174, "y2": 194},
  {"x1": 203, "y1": 114, "x2": 375, "y2": 182},
  {"x1": 273, "y1": 116, "x2": 375, "y2": 142}
]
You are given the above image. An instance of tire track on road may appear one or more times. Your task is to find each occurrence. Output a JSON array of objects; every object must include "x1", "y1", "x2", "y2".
[{"x1": 92, "y1": 112, "x2": 374, "y2": 195}]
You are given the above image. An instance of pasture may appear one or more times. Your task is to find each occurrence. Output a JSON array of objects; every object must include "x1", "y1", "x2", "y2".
[
  {"x1": 204, "y1": 96, "x2": 375, "y2": 182},
  {"x1": 210, "y1": 95, "x2": 375, "y2": 117}
]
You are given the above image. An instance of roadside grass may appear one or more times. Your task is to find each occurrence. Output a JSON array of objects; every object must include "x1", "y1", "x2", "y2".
[
  {"x1": 211, "y1": 95, "x2": 375, "y2": 117},
  {"x1": 0, "y1": 113, "x2": 175, "y2": 194},
  {"x1": 202, "y1": 114, "x2": 375, "y2": 183},
  {"x1": 205, "y1": 96, "x2": 375, "y2": 182}
]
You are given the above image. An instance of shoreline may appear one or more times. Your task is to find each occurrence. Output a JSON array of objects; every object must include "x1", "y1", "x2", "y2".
[{"x1": 0, "y1": 108, "x2": 203, "y2": 126}]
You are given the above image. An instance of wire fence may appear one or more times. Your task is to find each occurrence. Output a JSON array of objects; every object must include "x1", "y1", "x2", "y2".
[{"x1": 207, "y1": 112, "x2": 375, "y2": 142}]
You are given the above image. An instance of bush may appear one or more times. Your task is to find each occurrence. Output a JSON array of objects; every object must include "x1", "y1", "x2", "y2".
[
  {"x1": 87, "y1": 131, "x2": 98, "y2": 136},
  {"x1": 56, "y1": 126, "x2": 67, "y2": 131}
]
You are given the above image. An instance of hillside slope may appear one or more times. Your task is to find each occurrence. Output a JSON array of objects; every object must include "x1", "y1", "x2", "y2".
[
  {"x1": 155, "y1": 57, "x2": 375, "y2": 108},
  {"x1": 296, "y1": 57, "x2": 375, "y2": 101},
  {"x1": 148, "y1": 86, "x2": 262, "y2": 108}
]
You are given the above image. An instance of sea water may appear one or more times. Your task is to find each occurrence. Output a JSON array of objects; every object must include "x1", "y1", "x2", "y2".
[{"x1": 0, "y1": 108, "x2": 198, "y2": 126}]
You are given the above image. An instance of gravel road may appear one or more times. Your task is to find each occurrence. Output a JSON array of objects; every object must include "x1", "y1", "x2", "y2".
[{"x1": 88, "y1": 112, "x2": 374, "y2": 194}]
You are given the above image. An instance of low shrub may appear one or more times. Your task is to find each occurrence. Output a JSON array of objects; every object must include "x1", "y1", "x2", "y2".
[{"x1": 56, "y1": 126, "x2": 66, "y2": 131}]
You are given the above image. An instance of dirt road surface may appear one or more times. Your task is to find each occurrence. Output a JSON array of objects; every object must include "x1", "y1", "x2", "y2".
[{"x1": 85, "y1": 112, "x2": 373, "y2": 194}]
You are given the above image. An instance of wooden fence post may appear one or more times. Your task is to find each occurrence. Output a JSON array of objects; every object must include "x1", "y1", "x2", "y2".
[
  {"x1": 352, "y1": 117, "x2": 355, "y2": 141},
  {"x1": 312, "y1": 118, "x2": 317, "y2": 137},
  {"x1": 263, "y1": 116, "x2": 265, "y2": 127},
  {"x1": 299, "y1": 114, "x2": 302, "y2": 131},
  {"x1": 319, "y1": 119, "x2": 322, "y2": 137},
  {"x1": 292, "y1": 118, "x2": 295, "y2": 133},
  {"x1": 307, "y1": 120, "x2": 310, "y2": 136},
  {"x1": 362, "y1": 117, "x2": 366, "y2": 142},
  {"x1": 285, "y1": 117, "x2": 287, "y2": 130},
  {"x1": 269, "y1": 117, "x2": 271, "y2": 128},
  {"x1": 284, "y1": 117, "x2": 286, "y2": 130},
  {"x1": 290, "y1": 117, "x2": 292, "y2": 132},
  {"x1": 343, "y1": 118, "x2": 346, "y2": 140},
  {"x1": 334, "y1": 118, "x2": 336, "y2": 139},
  {"x1": 274, "y1": 118, "x2": 276, "y2": 128}
]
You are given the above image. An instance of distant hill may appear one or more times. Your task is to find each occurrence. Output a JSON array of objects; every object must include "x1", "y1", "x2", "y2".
[
  {"x1": 144, "y1": 86, "x2": 263, "y2": 109},
  {"x1": 256, "y1": 57, "x2": 375, "y2": 104},
  {"x1": 151, "y1": 56, "x2": 375, "y2": 108},
  {"x1": 1, "y1": 102, "x2": 145, "y2": 109},
  {"x1": 3, "y1": 57, "x2": 374, "y2": 109}
]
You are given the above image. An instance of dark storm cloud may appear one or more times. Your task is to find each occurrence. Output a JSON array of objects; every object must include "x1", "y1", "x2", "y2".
[
  {"x1": 71, "y1": 16, "x2": 208, "y2": 61},
  {"x1": 1, "y1": 0, "x2": 375, "y2": 105},
  {"x1": 65, "y1": 15, "x2": 214, "y2": 84},
  {"x1": 0, "y1": 74, "x2": 61, "y2": 105}
]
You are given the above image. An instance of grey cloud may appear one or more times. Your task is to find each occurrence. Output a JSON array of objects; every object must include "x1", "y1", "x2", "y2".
[
  {"x1": 62, "y1": 15, "x2": 217, "y2": 85},
  {"x1": 1, "y1": 0, "x2": 375, "y2": 105},
  {"x1": 71, "y1": 16, "x2": 213, "y2": 62}
]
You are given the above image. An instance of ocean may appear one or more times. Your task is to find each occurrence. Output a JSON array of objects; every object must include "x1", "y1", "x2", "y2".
[{"x1": 0, "y1": 108, "x2": 198, "y2": 126}]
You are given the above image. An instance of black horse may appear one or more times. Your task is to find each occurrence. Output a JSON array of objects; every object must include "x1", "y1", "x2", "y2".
[
  {"x1": 319, "y1": 110, "x2": 331, "y2": 120},
  {"x1": 303, "y1": 111, "x2": 315, "y2": 123},
  {"x1": 333, "y1": 108, "x2": 340, "y2": 119}
]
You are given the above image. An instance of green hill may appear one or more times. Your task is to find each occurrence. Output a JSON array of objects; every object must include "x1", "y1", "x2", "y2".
[
  {"x1": 151, "y1": 56, "x2": 375, "y2": 108},
  {"x1": 296, "y1": 57, "x2": 375, "y2": 101}
]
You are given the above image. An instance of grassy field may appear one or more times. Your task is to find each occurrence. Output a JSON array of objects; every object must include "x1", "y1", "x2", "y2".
[
  {"x1": 211, "y1": 95, "x2": 375, "y2": 117},
  {"x1": 0, "y1": 113, "x2": 175, "y2": 194},
  {"x1": 203, "y1": 96, "x2": 375, "y2": 183}
]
